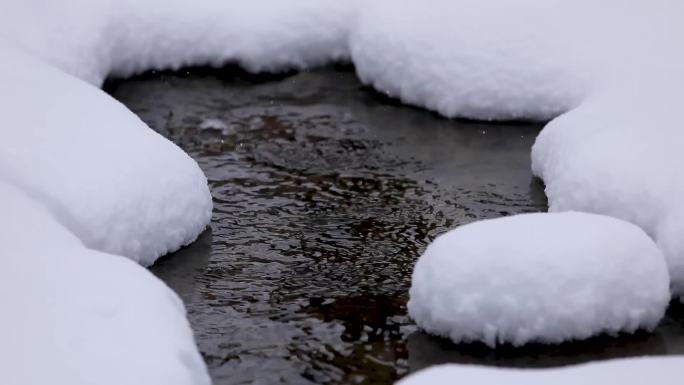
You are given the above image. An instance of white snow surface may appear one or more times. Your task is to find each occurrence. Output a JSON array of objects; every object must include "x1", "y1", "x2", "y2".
[
  {"x1": 0, "y1": 182, "x2": 211, "y2": 385},
  {"x1": 350, "y1": 0, "x2": 684, "y2": 298},
  {"x1": 532, "y1": 75, "x2": 684, "y2": 299},
  {"x1": 351, "y1": 0, "x2": 592, "y2": 121},
  {"x1": 351, "y1": 0, "x2": 681, "y2": 121},
  {"x1": 397, "y1": 357, "x2": 684, "y2": 385},
  {"x1": 0, "y1": 42, "x2": 212, "y2": 266},
  {"x1": 409, "y1": 212, "x2": 670, "y2": 347},
  {"x1": 0, "y1": 0, "x2": 356, "y2": 86}
]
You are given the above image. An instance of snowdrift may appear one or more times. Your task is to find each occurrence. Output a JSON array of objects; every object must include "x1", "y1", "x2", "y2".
[{"x1": 0, "y1": 182, "x2": 210, "y2": 385}]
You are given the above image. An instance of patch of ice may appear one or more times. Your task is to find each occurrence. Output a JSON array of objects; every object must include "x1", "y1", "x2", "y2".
[
  {"x1": 409, "y1": 212, "x2": 670, "y2": 347},
  {"x1": 199, "y1": 118, "x2": 228, "y2": 131},
  {"x1": 199, "y1": 118, "x2": 236, "y2": 136}
]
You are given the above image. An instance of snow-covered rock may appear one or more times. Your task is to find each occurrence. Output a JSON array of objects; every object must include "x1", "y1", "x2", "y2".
[
  {"x1": 532, "y1": 76, "x2": 684, "y2": 300},
  {"x1": 409, "y1": 212, "x2": 670, "y2": 347},
  {"x1": 0, "y1": 42, "x2": 212, "y2": 266},
  {"x1": 397, "y1": 357, "x2": 684, "y2": 385},
  {"x1": 0, "y1": 182, "x2": 210, "y2": 385}
]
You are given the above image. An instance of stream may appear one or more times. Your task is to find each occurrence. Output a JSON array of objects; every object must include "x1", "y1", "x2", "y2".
[{"x1": 105, "y1": 66, "x2": 684, "y2": 385}]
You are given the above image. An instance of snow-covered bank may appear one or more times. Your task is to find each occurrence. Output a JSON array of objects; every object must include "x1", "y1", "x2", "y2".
[
  {"x1": 409, "y1": 212, "x2": 670, "y2": 347},
  {"x1": 0, "y1": 182, "x2": 210, "y2": 385},
  {"x1": 397, "y1": 357, "x2": 684, "y2": 385},
  {"x1": 532, "y1": 76, "x2": 684, "y2": 299},
  {"x1": 0, "y1": 43, "x2": 212, "y2": 265},
  {"x1": 0, "y1": 0, "x2": 356, "y2": 86}
]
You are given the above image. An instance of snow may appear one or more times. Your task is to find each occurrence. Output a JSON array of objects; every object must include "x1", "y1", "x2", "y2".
[
  {"x1": 3, "y1": 1, "x2": 679, "y2": 273},
  {"x1": 409, "y1": 212, "x2": 670, "y2": 347},
  {"x1": 350, "y1": 0, "x2": 681, "y2": 121},
  {"x1": 532, "y1": 76, "x2": 684, "y2": 299},
  {"x1": 0, "y1": 0, "x2": 683, "y2": 382},
  {"x1": 0, "y1": 181, "x2": 210, "y2": 385},
  {"x1": 350, "y1": 0, "x2": 593, "y2": 121},
  {"x1": 397, "y1": 357, "x2": 684, "y2": 385},
  {"x1": 0, "y1": 0, "x2": 356, "y2": 86},
  {"x1": 1, "y1": 13, "x2": 215, "y2": 384},
  {"x1": 0, "y1": 42, "x2": 212, "y2": 266},
  {"x1": 350, "y1": 0, "x2": 684, "y2": 298}
]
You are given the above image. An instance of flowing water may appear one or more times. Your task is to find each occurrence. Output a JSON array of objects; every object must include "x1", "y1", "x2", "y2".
[{"x1": 106, "y1": 66, "x2": 684, "y2": 385}]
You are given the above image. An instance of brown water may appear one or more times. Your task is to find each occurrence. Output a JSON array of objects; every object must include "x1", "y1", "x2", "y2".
[{"x1": 105, "y1": 66, "x2": 684, "y2": 385}]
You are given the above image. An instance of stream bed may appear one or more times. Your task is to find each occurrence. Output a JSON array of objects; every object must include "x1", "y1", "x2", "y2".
[{"x1": 106, "y1": 67, "x2": 684, "y2": 385}]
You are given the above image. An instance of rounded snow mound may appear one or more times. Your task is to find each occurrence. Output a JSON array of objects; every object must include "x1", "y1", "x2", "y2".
[
  {"x1": 396, "y1": 357, "x2": 684, "y2": 385},
  {"x1": 408, "y1": 212, "x2": 670, "y2": 347},
  {"x1": 350, "y1": 0, "x2": 594, "y2": 122},
  {"x1": 0, "y1": 44, "x2": 213, "y2": 266},
  {"x1": 0, "y1": 181, "x2": 211, "y2": 385}
]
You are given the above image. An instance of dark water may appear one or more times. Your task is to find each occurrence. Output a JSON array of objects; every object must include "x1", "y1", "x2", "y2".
[{"x1": 106, "y1": 67, "x2": 684, "y2": 385}]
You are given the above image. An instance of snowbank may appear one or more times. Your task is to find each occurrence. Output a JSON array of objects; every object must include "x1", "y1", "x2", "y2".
[
  {"x1": 0, "y1": 182, "x2": 210, "y2": 385},
  {"x1": 0, "y1": 0, "x2": 356, "y2": 86},
  {"x1": 350, "y1": 0, "x2": 594, "y2": 121},
  {"x1": 1, "y1": 11, "x2": 216, "y2": 383},
  {"x1": 409, "y1": 212, "x2": 670, "y2": 347},
  {"x1": 532, "y1": 76, "x2": 684, "y2": 299},
  {"x1": 397, "y1": 357, "x2": 684, "y2": 385},
  {"x1": 0, "y1": 42, "x2": 212, "y2": 266},
  {"x1": 350, "y1": 0, "x2": 681, "y2": 121}
]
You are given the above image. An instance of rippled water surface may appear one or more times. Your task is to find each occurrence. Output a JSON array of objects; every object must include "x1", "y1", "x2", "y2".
[{"x1": 106, "y1": 67, "x2": 684, "y2": 385}]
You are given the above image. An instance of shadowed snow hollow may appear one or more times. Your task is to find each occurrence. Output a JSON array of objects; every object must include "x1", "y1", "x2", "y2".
[{"x1": 409, "y1": 213, "x2": 670, "y2": 347}]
